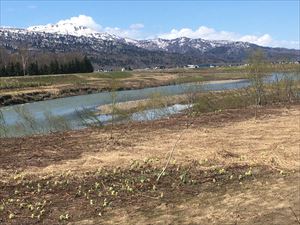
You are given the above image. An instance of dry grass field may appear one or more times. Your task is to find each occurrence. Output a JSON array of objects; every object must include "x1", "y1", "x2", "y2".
[{"x1": 0, "y1": 104, "x2": 299, "y2": 224}]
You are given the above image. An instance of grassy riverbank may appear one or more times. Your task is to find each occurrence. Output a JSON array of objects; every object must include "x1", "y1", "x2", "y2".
[
  {"x1": 0, "y1": 77, "x2": 299, "y2": 138},
  {"x1": 1, "y1": 64, "x2": 299, "y2": 106},
  {"x1": 96, "y1": 78, "x2": 300, "y2": 118}
]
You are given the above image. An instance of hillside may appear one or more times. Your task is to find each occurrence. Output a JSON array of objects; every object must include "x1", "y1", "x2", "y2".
[{"x1": 0, "y1": 27, "x2": 299, "y2": 68}]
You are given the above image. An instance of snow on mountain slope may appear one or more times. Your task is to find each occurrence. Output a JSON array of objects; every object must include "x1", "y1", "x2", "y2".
[
  {"x1": 133, "y1": 37, "x2": 250, "y2": 54},
  {"x1": 1, "y1": 26, "x2": 299, "y2": 68},
  {"x1": 0, "y1": 25, "x2": 254, "y2": 54},
  {"x1": 20, "y1": 18, "x2": 251, "y2": 53},
  {"x1": 27, "y1": 24, "x2": 121, "y2": 42},
  {"x1": 28, "y1": 23, "x2": 96, "y2": 36},
  {"x1": 0, "y1": 12, "x2": 253, "y2": 56},
  {"x1": 27, "y1": 18, "x2": 120, "y2": 41}
]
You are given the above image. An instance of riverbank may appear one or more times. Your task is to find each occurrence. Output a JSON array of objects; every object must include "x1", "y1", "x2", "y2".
[
  {"x1": 3, "y1": 65, "x2": 298, "y2": 107},
  {"x1": 0, "y1": 104, "x2": 299, "y2": 224},
  {"x1": 0, "y1": 70, "x2": 250, "y2": 106},
  {"x1": 1, "y1": 75, "x2": 299, "y2": 138},
  {"x1": 97, "y1": 78, "x2": 251, "y2": 112}
]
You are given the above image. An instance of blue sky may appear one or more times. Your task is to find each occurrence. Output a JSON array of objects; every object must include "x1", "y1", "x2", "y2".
[{"x1": 1, "y1": 1, "x2": 299, "y2": 49}]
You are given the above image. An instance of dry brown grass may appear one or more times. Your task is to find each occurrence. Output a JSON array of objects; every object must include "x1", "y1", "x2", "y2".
[
  {"x1": 1, "y1": 105, "x2": 299, "y2": 180},
  {"x1": 102, "y1": 172, "x2": 300, "y2": 225},
  {"x1": 1, "y1": 105, "x2": 299, "y2": 224}
]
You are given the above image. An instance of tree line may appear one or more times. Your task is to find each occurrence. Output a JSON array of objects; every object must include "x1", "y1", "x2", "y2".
[{"x1": 0, "y1": 56, "x2": 93, "y2": 77}]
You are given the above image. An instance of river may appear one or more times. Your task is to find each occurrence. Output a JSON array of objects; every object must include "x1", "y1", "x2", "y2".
[{"x1": 0, "y1": 73, "x2": 298, "y2": 137}]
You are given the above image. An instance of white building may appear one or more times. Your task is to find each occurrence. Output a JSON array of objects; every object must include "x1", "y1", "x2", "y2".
[{"x1": 186, "y1": 65, "x2": 199, "y2": 69}]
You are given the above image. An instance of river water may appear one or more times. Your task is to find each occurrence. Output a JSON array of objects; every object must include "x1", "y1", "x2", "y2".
[{"x1": 0, "y1": 73, "x2": 298, "y2": 137}]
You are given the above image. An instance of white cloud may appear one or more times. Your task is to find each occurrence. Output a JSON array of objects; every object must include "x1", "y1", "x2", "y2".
[
  {"x1": 160, "y1": 26, "x2": 229, "y2": 40},
  {"x1": 56, "y1": 15, "x2": 102, "y2": 31},
  {"x1": 52, "y1": 15, "x2": 145, "y2": 39},
  {"x1": 103, "y1": 23, "x2": 145, "y2": 39},
  {"x1": 103, "y1": 27, "x2": 142, "y2": 39},
  {"x1": 238, "y1": 34, "x2": 273, "y2": 46},
  {"x1": 158, "y1": 26, "x2": 299, "y2": 49}
]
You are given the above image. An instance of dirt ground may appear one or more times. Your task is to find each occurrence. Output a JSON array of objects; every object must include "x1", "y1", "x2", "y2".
[{"x1": 0, "y1": 104, "x2": 299, "y2": 224}]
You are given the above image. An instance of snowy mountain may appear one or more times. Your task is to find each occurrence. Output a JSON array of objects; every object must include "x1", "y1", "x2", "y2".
[
  {"x1": 134, "y1": 37, "x2": 250, "y2": 54},
  {"x1": 27, "y1": 23, "x2": 119, "y2": 41},
  {"x1": 2, "y1": 19, "x2": 247, "y2": 53},
  {"x1": 24, "y1": 22, "x2": 251, "y2": 54},
  {"x1": 28, "y1": 23, "x2": 97, "y2": 36},
  {"x1": 0, "y1": 25, "x2": 299, "y2": 68}
]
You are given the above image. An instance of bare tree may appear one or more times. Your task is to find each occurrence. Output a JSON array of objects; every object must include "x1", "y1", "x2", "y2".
[
  {"x1": 0, "y1": 48, "x2": 9, "y2": 69},
  {"x1": 248, "y1": 50, "x2": 267, "y2": 116},
  {"x1": 108, "y1": 78, "x2": 119, "y2": 139},
  {"x1": 0, "y1": 109, "x2": 8, "y2": 137},
  {"x1": 18, "y1": 46, "x2": 29, "y2": 76}
]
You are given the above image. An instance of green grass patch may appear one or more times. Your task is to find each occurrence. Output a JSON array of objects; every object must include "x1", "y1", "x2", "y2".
[
  {"x1": 1, "y1": 74, "x2": 84, "y2": 85},
  {"x1": 0, "y1": 72, "x2": 133, "y2": 90},
  {"x1": 82, "y1": 71, "x2": 133, "y2": 79},
  {"x1": 0, "y1": 81, "x2": 51, "y2": 90}
]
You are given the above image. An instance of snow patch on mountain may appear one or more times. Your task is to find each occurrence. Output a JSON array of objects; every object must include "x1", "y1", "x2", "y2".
[
  {"x1": 27, "y1": 23, "x2": 97, "y2": 37},
  {"x1": 0, "y1": 25, "x2": 252, "y2": 54},
  {"x1": 27, "y1": 15, "x2": 100, "y2": 37}
]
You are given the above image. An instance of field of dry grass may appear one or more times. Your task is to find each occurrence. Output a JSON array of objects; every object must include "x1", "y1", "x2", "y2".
[{"x1": 0, "y1": 104, "x2": 299, "y2": 224}]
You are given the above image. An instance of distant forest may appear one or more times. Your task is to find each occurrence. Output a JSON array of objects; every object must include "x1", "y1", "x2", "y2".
[{"x1": 0, "y1": 48, "x2": 94, "y2": 77}]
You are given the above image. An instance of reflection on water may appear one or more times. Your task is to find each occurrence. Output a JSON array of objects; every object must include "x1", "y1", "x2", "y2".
[{"x1": 131, "y1": 104, "x2": 191, "y2": 121}]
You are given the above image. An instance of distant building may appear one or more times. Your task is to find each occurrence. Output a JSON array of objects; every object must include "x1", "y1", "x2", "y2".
[
  {"x1": 121, "y1": 66, "x2": 132, "y2": 71},
  {"x1": 186, "y1": 65, "x2": 199, "y2": 69}
]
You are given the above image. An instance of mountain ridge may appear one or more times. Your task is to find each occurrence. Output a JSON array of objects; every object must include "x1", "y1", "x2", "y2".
[{"x1": 0, "y1": 26, "x2": 299, "y2": 69}]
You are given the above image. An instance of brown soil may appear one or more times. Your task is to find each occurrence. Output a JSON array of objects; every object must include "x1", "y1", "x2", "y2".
[{"x1": 0, "y1": 104, "x2": 299, "y2": 224}]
